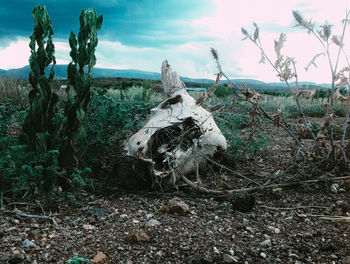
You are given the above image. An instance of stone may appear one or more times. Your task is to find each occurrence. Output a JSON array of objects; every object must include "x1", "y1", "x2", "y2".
[
  {"x1": 92, "y1": 252, "x2": 106, "y2": 263},
  {"x1": 259, "y1": 239, "x2": 271, "y2": 247},
  {"x1": 82, "y1": 224, "x2": 95, "y2": 230},
  {"x1": 223, "y1": 254, "x2": 238, "y2": 263},
  {"x1": 127, "y1": 229, "x2": 150, "y2": 243},
  {"x1": 147, "y1": 219, "x2": 161, "y2": 227},
  {"x1": 22, "y1": 239, "x2": 37, "y2": 248},
  {"x1": 168, "y1": 197, "x2": 190, "y2": 215}
]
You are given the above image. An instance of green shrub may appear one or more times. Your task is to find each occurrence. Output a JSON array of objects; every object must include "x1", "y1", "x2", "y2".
[
  {"x1": 214, "y1": 111, "x2": 269, "y2": 163},
  {"x1": 285, "y1": 104, "x2": 326, "y2": 118},
  {"x1": 214, "y1": 85, "x2": 235, "y2": 97},
  {"x1": 334, "y1": 104, "x2": 345, "y2": 117},
  {"x1": 63, "y1": 8, "x2": 103, "y2": 168},
  {"x1": 81, "y1": 88, "x2": 156, "y2": 168},
  {"x1": 19, "y1": 6, "x2": 59, "y2": 153}
]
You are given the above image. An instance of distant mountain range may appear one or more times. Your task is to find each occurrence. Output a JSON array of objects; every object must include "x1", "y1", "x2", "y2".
[{"x1": 0, "y1": 65, "x2": 330, "y2": 90}]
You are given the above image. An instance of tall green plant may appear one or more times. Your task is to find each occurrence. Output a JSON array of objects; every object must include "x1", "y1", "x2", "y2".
[
  {"x1": 19, "y1": 5, "x2": 58, "y2": 153},
  {"x1": 62, "y1": 8, "x2": 103, "y2": 167}
]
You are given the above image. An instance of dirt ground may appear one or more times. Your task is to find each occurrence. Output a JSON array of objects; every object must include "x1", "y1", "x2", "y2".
[{"x1": 1, "y1": 119, "x2": 350, "y2": 264}]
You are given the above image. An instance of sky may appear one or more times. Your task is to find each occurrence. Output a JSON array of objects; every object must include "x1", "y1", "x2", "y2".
[{"x1": 1, "y1": 0, "x2": 350, "y2": 83}]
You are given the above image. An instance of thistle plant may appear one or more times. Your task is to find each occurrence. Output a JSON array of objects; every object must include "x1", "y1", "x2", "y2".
[
  {"x1": 240, "y1": 10, "x2": 350, "y2": 165},
  {"x1": 19, "y1": 5, "x2": 58, "y2": 153},
  {"x1": 62, "y1": 8, "x2": 103, "y2": 167}
]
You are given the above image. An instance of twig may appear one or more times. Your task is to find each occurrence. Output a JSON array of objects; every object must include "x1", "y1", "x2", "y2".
[
  {"x1": 258, "y1": 105, "x2": 306, "y2": 154},
  {"x1": 1, "y1": 208, "x2": 58, "y2": 226},
  {"x1": 262, "y1": 205, "x2": 328, "y2": 210},
  {"x1": 319, "y1": 216, "x2": 350, "y2": 222},
  {"x1": 182, "y1": 175, "x2": 350, "y2": 195},
  {"x1": 197, "y1": 151, "x2": 262, "y2": 186},
  {"x1": 35, "y1": 200, "x2": 46, "y2": 216}
]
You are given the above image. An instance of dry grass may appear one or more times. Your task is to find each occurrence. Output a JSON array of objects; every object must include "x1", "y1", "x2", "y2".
[{"x1": 0, "y1": 76, "x2": 28, "y2": 101}]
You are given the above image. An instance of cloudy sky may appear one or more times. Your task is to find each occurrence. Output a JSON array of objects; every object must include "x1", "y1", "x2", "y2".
[{"x1": 1, "y1": 0, "x2": 350, "y2": 83}]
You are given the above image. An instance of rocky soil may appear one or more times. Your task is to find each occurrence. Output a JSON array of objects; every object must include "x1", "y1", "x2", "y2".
[{"x1": 0, "y1": 187, "x2": 349, "y2": 263}]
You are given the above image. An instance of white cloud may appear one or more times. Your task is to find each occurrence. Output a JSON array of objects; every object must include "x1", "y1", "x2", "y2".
[
  {"x1": 0, "y1": 38, "x2": 29, "y2": 69},
  {"x1": 3, "y1": 0, "x2": 350, "y2": 84}
]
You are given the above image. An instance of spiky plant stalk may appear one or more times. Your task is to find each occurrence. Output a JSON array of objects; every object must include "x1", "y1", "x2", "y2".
[
  {"x1": 62, "y1": 8, "x2": 103, "y2": 167},
  {"x1": 19, "y1": 5, "x2": 58, "y2": 153}
]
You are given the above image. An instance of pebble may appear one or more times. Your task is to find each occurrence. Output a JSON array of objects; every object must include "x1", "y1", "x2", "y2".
[
  {"x1": 223, "y1": 253, "x2": 238, "y2": 263},
  {"x1": 260, "y1": 252, "x2": 267, "y2": 259},
  {"x1": 168, "y1": 197, "x2": 190, "y2": 215},
  {"x1": 127, "y1": 229, "x2": 150, "y2": 242},
  {"x1": 22, "y1": 239, "x2": 38, "y2": 248},
  {"x1": 92, "y1": 252, "x2": 106, "y2": 263},
  {"x1": 147, "y1": 219, "x2": 161, "y2": 227},
  {"x1": 331, "y1": 183, "x2": 339, "y2": 193},
  {"x1": 259, "y1": 239, "x2": 271, "y2": 247},
  {"x1": 213, "y1": 246, "x2": 220, "y2": 254},
  {"x1": 145, "y1": 213, "x2": 153, "y2": 220},
  {"x1": 82, "y1": 224, "x2": 95, "y2": 230},
  {"x1": 120, "y1": 214, "x2": 128, "y2": 219}
]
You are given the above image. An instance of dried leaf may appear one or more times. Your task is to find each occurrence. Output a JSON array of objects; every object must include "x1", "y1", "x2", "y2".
[
  {"x1": 210, "y1": 47, "x2": 219, "y2": 61},
  {"x1": 215, "y1": 72, "x2": 223, "y2": 84},
  {"x1": 253, "y1": 22, "x2": 259, "y2": 41},
  {"x1": 292, "y1": 10, "x2": 314, "y2": 32},
  {"x1": 241, "y1": 27, "x2": 248, "y2": 36},
  {"x1": 319, "y1": 22, "x2": 332, "y2": 41},
  {"x1": 274, "y1": 33, "x2": 287, "y2": 56},
  {"x1": 210, "y1": 103, "x2": 225, "y2": 112},
  {"x1": 297, "y1": 90, "x2": 316, "y2": 100},
  {"x1": 259, "y1": 52, "x2": 266, "y2": 64},
  {"x1": 338, "y1": 76, "x2": 348, "y2": 90},
  {"x1": 305, "y1": 52, "x2": 325, "y2": 71},
  {"x1": 331, "y1": 35, "x2": 342, "y2": 47},
  {"x1": 272, "y1": 109, "x2": 284, "y2": 127}
]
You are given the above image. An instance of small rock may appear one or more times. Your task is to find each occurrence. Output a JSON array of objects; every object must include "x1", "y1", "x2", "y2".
[
  {"x1": 213, "y1": 246, "x2": 220, "y2": 254},
  {"x1": 120, "y1": 214, "x2": 128, "y2": 219},
  {"x1": 330, "y1": 254, "x2": 338, "y2": 259},
  {"x1": 260, "y1": 252, "x2": 267, "y2": 259},
  {"x1": 223, "y1": 253, "x2": 238, "y2": 263},
  {"x1": 92, "y1": 252, "x2": 106, "y2": 263},
  {"x1": 145, "y1": 213, "x2": 153, "y2": 219},
  {"x1": 274, "y1": 228, "x2": 281, "y2": 234},
  {"x1": 168, "y1": 197, "x2": 190, "y2": 215},
  {"x1": 147, "y1": 219, "x2": 161, "y2": 227},
  {"x1": 82, "y1": 224, "x2": 95, "y2": 230},
  {"x1": 22, "y1": 239, "x2": 37, "y2": 248},
  {"x1": 127, "y1": 229, "x2": 150, "y2": 243},
  {"x1": 331, "y1": 183, "x2": 339, "y2": 194},
  {"x1": 259, "y1": 239, "x2": 271, "y2": 247},
  {"x1": 343, "y1": 256, "x2": 350, "y2": 264}
]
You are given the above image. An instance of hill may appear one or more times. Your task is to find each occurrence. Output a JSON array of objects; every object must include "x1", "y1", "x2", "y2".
[{"x1": 0, "y1": 65, "x2": 329, "y2": 91}]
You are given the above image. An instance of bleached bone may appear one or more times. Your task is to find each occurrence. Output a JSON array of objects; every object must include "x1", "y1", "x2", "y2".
[{"x1": 124, "y1": 61, "x2": 227, "y2": 186}]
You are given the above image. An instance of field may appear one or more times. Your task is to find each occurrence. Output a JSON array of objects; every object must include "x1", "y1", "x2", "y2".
[{"x1": 0, "y1": 75, "x2": 349, "y2": 263}]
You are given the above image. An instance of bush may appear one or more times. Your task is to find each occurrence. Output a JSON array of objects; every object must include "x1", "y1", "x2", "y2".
[
  {"x1": 214, "y1": 111, "x2": 269, "y2": 163},
  {"x1": 81, "y1": 88, "x2": 156, "y2": 168},
  {"x1": 285, "y1": 104, "x2": 326, "y2": 118},
  {"x1": 214, "y1": 85, "x2": 235, "y2": 97}
]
